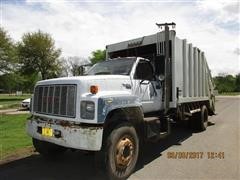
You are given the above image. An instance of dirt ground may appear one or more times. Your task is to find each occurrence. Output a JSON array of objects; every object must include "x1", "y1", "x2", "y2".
[
  {"x1": 0, "y1": 109, "x2": 29, "y2": 115},
  {"x1": 0, "y1": 147, "x2": 36, "y2": 165}
]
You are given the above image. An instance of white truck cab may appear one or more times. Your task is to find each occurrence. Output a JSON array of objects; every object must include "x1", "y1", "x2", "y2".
[{"x1": 27, "y1": 57, "x2": 162, "y2": 150}]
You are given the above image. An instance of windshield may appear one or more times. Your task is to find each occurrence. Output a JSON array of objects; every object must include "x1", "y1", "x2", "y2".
[{"x1": 86, "y1": 58, "x2": 136, "y2": 75}]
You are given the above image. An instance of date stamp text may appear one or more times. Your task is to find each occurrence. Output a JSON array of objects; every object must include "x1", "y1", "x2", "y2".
[{"x1": 167, "y1": 151, "x2": 225, "y2": 159}]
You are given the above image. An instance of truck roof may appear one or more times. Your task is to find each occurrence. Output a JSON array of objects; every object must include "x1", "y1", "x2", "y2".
[{"x1": 106, "y1": 30, "x2": 177, "y2": 53}]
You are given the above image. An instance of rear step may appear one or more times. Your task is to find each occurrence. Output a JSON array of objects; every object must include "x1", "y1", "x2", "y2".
[
  {"x1": 159, "y1": 132, "x2": 168, "y2": 138},
  {"x1": 144, "y1": 116, "x2": 170, "y2": 140}
]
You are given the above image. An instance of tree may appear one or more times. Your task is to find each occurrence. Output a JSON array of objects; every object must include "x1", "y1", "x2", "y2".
[
  {"x1": 213, "y1": 74, "x2": 237, "y2": 93},
  {"x1": 0, "y1": 27, "x2": 17, "y2": 73},
  {"x1": 59, "y1": 57, "x2": 71, "y2": 77},
  {"x1": 0, "y1": 73, "x2": 23, "y2": 93},
  {"x1": 18, "y1": 30, "x2": 61, "y2": 80},
  {"x1": 69, "y1": 56, "x2": 90, "y2": 76},
  {"x1": 21, "y1": 73, "x2": 41, "y2": 93},
  {"x1": 60, "y1": 56, "x2": 90, "y2": 76},
  {"x1": 235, "y1": 73, "x2": 240, "y2": 92},
  {"x1": 90, "y1": 49, "x2": 106, "y2": 64}
]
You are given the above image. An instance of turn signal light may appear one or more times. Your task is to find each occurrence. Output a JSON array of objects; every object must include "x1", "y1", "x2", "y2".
[{"x1": 90, "y1": 85, "x2": 99, "y2": 94}]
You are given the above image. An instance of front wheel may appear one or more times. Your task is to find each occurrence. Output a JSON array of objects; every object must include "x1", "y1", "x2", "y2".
[{"x1": 106, "y1": 123, "x2": 139, "y2": 180}]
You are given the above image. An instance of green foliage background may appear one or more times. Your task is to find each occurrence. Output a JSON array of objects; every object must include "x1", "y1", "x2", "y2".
[
  {"x1": 89, "y1": 49, "x2": 106, "y2": 64},
  {"x1": 213, "y1": 74, "x2": 240, "y2": 93},
  {"x1": 0, "y1": 28, "x2": 61, "y2": 93},
  {"x1": 18, "y1": 30, "x2": 61, "y2": 80}
]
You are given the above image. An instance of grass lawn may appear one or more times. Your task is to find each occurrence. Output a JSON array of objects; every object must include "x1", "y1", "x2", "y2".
[
  {"x1": 0, "y1": 94, "x2": 31, "y2": 110},
  {"x1": 0, "y1": 114, "x2": 32, "y2": 160}
]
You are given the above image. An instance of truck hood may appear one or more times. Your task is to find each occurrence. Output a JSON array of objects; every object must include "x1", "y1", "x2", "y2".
[
  {"x1": 36, "y1": 75, "x2": 132, "y2": 96},
  {"x1": 36, "y1": 75, "x2": 130, "y2": 84}
]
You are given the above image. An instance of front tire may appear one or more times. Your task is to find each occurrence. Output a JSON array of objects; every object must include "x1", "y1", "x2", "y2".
[{"x1": 106, "y1": 123, "x2": 139, "y2": 180}]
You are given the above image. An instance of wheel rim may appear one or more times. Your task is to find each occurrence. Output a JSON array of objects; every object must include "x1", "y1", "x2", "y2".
[{"x1": 115, "y1": 136, "x2": 134, "y2": 169}]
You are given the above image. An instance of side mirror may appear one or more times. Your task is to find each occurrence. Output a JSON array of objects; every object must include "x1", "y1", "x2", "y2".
[{"x1": 159, "y1": 74, "x2": 165, "y2": 81}]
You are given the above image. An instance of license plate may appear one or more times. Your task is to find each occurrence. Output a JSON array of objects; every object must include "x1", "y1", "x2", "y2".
[{"x1": 42, "y1": 127, "x2": 53, "y2": 137}]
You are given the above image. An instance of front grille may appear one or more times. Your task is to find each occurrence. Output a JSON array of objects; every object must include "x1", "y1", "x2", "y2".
[{"x1": 33, "y1": 84, "x2": 77, "y2": 117}]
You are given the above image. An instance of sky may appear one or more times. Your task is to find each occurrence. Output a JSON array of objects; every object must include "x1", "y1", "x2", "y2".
[{"x1": 1, "y1": 0, "x2": 239, "y2": 76}]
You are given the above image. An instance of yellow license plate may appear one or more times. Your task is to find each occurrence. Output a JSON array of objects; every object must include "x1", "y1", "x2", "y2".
[{"x1": 42, "y1": 127, "x2": 53, "y2": 137}]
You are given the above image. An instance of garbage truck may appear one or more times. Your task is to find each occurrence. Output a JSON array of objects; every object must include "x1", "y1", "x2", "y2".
[{"x1": 27, "y1": 23, "x2": 215, "y2": 180}]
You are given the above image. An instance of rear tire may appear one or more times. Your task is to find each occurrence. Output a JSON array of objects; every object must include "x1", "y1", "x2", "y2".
[
  {"x1": 33, "y1": 138, "x2": 66, "y2": 159},
  {"x1": 194, "y1": 105, "x2": 208, "y2": 131},
  {"x1": 210, "y1": 96, "x2": 216, "y2": 115},
  {"x1": 106, "y1": 123, "x2": 139, "y2": 180}
]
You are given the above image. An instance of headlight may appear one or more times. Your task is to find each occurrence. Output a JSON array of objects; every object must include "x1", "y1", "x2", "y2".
[{"x1": 81, "y1": 101, "x2": 95, "y2": 119}]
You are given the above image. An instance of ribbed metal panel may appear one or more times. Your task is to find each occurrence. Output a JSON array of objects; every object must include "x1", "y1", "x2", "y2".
[
  {"x1": 156, "y1": 32, "x2": 165, "y2": 56},
  {"x1": 202, "y1": 52, "x2": 206, "y2": 97},
  {"x1": 194, "y1": 48, "x2": 198, "y2": 97},
  {"x1": 198, "y1": 51, "x2": 202, "y2": 97},
  {"x1": 33, "y1": 84, "x2": 76, "y2": 117},
  {"x1": 182, "y1": 39, "x2": 188, "y2": 97},
  {"x1": 188, "y1": 43, "x2": 193, "y2": 97}
]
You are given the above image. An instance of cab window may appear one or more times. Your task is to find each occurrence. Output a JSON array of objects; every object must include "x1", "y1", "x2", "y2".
[{"x1": 134, "y1": 60, "x2": 154, "y2": 80}]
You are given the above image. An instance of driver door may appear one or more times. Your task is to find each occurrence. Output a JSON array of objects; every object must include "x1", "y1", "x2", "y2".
[{"x1": 132, "y1": 59, "x2": 162, "y2": 113}]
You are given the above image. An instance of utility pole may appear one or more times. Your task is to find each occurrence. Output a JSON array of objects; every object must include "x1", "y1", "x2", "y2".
[{"x1": 156, "y1": 22, "x2": 176, "y2": 114}]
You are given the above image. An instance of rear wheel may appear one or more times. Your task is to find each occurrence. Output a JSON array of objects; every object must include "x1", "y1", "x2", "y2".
[
  {"x1": 33, "y1": 138, "x2": 66, "y2": 159},
  {"x1": 194, "y1": 105, "x2": 208, "y2": 131},
  {"x1": 106, "y1": 123, "x2": 139, "y2": 180},
  {"x1": 210, "y1": 96, "x2": 216, "y2": 115}
]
